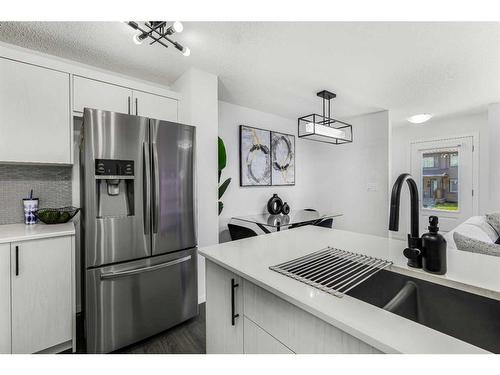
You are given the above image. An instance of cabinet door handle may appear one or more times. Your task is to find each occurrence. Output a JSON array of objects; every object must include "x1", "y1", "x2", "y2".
[
  {"x1": 231, "y1": 278, "x2": 239, "y2": 326},
  {"x1": 128, "y1": 96, "x2": 131, "y2": 114},
  {"x1": 15, "y1": 246, "x2": 19, "y2": 276},
  {"x1": 135, "y1": 98, "x2": 138, "y2": 115}
]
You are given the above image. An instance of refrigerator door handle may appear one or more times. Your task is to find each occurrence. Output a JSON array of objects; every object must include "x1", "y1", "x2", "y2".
[
  {"x1": 152, "y1": 142, "x2": 160, "y2": 234},
  {"x1": 143, "y1": 142, "x2": 151, "y2": 235},
  {"x1": 100, "y1": 255, "x2": 192, "y2": 280}
]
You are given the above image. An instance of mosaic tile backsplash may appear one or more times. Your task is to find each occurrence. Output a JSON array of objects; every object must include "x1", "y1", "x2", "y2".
[{"x1": 0, "y1": 164, "x2": 72, "y2": 225}]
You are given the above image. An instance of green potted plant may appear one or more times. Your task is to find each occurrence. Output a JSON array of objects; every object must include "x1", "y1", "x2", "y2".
[{"x1": 218, "y1": 137, "x2": 231, "y2": 215}]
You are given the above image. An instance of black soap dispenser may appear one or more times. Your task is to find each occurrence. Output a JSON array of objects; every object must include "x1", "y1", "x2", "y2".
[{"x1": 422, "y1": 216, "x2": 447, "y2": 275}]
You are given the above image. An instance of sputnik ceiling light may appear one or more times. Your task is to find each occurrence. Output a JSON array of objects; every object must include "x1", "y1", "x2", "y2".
[
  {"x1": 298, "y1": 90, "x2": 353, "y2": 144},
  {"x1": 127, "y1": 21, "x2": 190, "y2": 56}
]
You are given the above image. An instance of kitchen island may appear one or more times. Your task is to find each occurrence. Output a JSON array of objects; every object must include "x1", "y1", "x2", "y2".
[{"x1": 199, "y1": 226, "x2": 500, "y2": 354}]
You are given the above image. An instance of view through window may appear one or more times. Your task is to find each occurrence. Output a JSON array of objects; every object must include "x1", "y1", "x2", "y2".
[{"x1": 422, "y1": 150, "x2": 459, "y2": 211}]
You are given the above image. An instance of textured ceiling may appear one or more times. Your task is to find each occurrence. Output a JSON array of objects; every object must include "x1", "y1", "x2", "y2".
[{"x1": 1, "y1": 22, "x2": 499, "y2": 126}]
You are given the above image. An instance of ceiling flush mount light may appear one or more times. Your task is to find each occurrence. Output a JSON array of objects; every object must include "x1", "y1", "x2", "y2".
[
  {"x1": 407, "y1": 113, "x2": 433, "y2": 124},
  {"x1": 298, "y1": 90, "x2": 353, "y2": 144},
  {"x1": 127, "y1": 21, "x2": 190, "y2": 56}
]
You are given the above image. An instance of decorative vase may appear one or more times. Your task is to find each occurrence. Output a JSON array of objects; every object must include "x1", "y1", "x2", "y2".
[
  {"x1": 267, "y1": 194, "x2": 283, "y2": 215},
  {"x1": 281, "y1": 202, "x2": 290, "y2": 215}
]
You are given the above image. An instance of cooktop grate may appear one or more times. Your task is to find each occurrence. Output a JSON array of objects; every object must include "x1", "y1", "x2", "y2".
[{"x1": 269, "y1": 247, "x2": 392, "y2": 298}]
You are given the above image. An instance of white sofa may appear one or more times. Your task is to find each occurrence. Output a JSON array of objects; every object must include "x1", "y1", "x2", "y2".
[{"x1": 444, "y1": 216, "x2": 499, "y2": 250}]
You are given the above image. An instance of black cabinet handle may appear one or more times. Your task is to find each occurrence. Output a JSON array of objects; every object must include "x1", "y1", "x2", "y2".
[
  {"x1": 128, "y1": 96, "x2": 131, "y2": 114},
  {"x1": 135, "y1": 98, "x2": 138, "y2": 115},
  {"x1": 231, "y1": 278, "x2": 239, "y2": 326},
  {"x1": 15, "y1": 246, "x2": 19, "y2": 276}
]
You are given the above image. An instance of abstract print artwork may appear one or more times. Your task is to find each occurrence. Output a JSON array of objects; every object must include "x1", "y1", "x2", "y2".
[
  {"x1": 240, "y1": 125, "x2": 271, "y2": 186},
  {"x1": 271, "y1": 131, "x2": 295, "y2": 185}
]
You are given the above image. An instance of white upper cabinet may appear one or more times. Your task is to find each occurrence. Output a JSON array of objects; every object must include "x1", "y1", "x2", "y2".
[
  {"x1": 133, "y1": 90, "x2": 178, "y2": 122},
  {"x1": 0, "y1": 58, "x2": 71, "y2": 164},
  {"x1": 0, "y1": 243, "x2": 11, "y2": 354},
  {"x1": 73, "y1": 76, "x2": 133, "y2": 114}
]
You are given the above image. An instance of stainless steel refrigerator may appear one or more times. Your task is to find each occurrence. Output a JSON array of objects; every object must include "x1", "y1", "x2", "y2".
[{"x1": 80, "y1": 108, "x2": 198, "y2": 353}]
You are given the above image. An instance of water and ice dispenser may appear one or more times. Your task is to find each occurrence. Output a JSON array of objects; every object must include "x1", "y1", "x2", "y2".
[{"x1": 95, "y1": 159, "x2": 135, "y2": 218}]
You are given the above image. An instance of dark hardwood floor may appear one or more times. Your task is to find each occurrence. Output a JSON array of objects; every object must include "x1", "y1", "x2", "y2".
[{"x1": 73, "y1": 303, "x2": 206, "y2": 354}]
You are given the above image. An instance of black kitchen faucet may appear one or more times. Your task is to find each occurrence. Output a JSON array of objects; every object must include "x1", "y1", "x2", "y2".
[{"x1": 388, "y1": 173, "x2": 423, "y2": 268}]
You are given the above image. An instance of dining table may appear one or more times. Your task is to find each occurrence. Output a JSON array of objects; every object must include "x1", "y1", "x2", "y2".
[{"x1": 231, "y1": 210, "x2": 343, "y2": 233}]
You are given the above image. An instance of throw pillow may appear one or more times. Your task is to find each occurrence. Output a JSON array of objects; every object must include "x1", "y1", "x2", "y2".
[
  {"x1": 486, "y1": 213, "x2": 500, "y2": 236},
  {"x1": 454, "y1": 232, "x2": 500, "y2": 257}
]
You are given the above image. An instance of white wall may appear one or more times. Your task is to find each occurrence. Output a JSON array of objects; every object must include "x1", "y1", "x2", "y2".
[
  {"x1": 390, "y1": 111, "x2": 488, "y2": 240},
  {"x1": 173, "y1": 69, "x2": 219, "y2": 304},
  {"x1": 324, "y1": 111, "x2": 390, "y2": 237},
  {"x1": 218, "y1": 101, "x2": 390, "y2": 239},
  {"x1": 218, "y1": 101, "x2": 328, "y2": 240},
  {"x1": 489, "y1": 102, "x2": 500, "y2": 211}
]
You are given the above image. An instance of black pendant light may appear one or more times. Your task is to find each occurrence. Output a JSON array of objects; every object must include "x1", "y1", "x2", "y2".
[{"x1": 298, "y1": 90, "x2": 353, "y2": 144}]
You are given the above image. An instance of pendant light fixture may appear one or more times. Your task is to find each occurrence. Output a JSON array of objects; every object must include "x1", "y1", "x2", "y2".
[
  {"x1": 127, "y1": 21, "x2": 190, "y2": 56},
  {"x1": 298, "y1": 90, "x2": 353, "y2": 144}
]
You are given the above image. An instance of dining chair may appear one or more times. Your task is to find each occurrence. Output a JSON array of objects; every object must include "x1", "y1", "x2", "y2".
[
  {"x1": 228, "y1": 223, "x2": 258, "y2": 241},
  {"x1": 289, "y1": 208, "x2": 319, "y2": 229},
  {"x1": 314, "y1": 218, "x2": 333, "y2": 228}
]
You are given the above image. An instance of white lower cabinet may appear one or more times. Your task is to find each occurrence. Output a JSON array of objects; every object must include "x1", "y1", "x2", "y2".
[
  {"x1": 9, "y1": 236, "x2": 74, "y2": 354},
  {"x1": 206, "y1": 260, "x2": 243, "y2": 353},
  {"x1": 133, "y1": 90, "x2": 178, "y2": 121},
  {"x1": 205, "y1": 259, "x2": 382, "y2": 354},
  {"x1": 243, "y1": 317, "x2": 294, "y2": 354},
  {"x1": 0, "y1": 244, "x2": 11, "y2": 354}
]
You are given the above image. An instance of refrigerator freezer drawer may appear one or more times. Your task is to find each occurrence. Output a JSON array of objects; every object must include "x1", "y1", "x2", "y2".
[{"x1": 85, "y1": 248, "x2": 198, "y2": 353}]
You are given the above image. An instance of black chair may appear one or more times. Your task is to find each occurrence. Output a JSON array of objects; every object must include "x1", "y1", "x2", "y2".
[
  {"x1": 228, "y1": 223, "x2": 258, "y2": 241},
  {"x1": 289, "y1": 209, "x2": 319, "y2": 229},
  {"x1": 314, "y1": 218, "x2": 333, "y2": 228}
]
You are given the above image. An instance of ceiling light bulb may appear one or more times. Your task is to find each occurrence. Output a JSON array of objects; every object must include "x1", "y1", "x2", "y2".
[
  {"x1": 173, "y1": 21, "x2": 184, "y2": 33},
  {"x1": 181, "y1": 46, "x2": 191, "y2": 57},
  {"x1": 132, "y1": 33, "x2": 144, "y2": 45},
  {"x1": 407, "y1": 113, "x2": 433, "y2": 124}
]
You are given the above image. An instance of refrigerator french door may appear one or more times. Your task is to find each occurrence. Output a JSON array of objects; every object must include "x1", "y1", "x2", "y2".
[{"x1": 81, "y1": 109, "x2": 197, "y2": 353}]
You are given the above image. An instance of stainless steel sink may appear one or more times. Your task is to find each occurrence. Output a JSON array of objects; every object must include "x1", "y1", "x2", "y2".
[{"x1": 346, "y1": 270, "x2": 500, "y2": 353}]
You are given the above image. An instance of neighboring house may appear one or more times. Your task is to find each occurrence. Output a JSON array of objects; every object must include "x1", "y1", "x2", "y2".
[{"x1": 422, "y1": 152, "x2": 458, "y2": 208}]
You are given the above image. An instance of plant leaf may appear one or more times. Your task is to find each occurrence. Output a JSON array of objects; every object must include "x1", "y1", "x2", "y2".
[
  {"x1": 218, "y1": 201, "x2": 223, "y2": 215},
  {"x1": 218, "y1": 177, "x2": 231, "y2": 199},
  {"x1": 218, "y1": 169, "x2": 221, "y2": 184},
  {"x1": 218, "y1": 137, "x2": 227, "y2": 171}
]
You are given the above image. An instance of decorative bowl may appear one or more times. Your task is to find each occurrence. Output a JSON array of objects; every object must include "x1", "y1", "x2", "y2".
[{"x1": 34, "y1": 206, "x2": 80, "y2": 224}]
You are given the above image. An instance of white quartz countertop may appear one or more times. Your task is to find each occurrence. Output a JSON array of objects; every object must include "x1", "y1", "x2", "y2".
[
  {"x1": 199, "y1": 226, "x2": 499, "y2": 354},
  {"x1": 0, "y1": 222, "x2": 75, "y2": 243}
]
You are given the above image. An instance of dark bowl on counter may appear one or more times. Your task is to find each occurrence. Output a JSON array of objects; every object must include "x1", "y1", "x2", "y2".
[{"x1": 34, "y1": 206, "x2": 80, "y2": 224}]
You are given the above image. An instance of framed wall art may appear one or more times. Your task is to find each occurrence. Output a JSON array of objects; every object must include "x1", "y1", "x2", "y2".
[
  {"x1": 271, "y1": 131, "x2": 295, "y2": 186},
  {"x1": 239, "y1": 125, "x2": 271, "y2": 186},
  {"x1": 239, "y1": 125, "x2": 296, "y2": 187}
]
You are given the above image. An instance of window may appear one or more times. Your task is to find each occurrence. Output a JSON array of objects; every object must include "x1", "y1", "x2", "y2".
[
  {"x1": 450, "y1": 153, "x2": 458, "y2": 167},
  {"x1": 423, "y1": 157, "x2": 435, "y2": 168},
  {"x1": 421, "y1": 150, "x2": 458, "y2": 211},
  {"x1": 450, "y1": 179, "x2": 458, "y2": 193}
]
